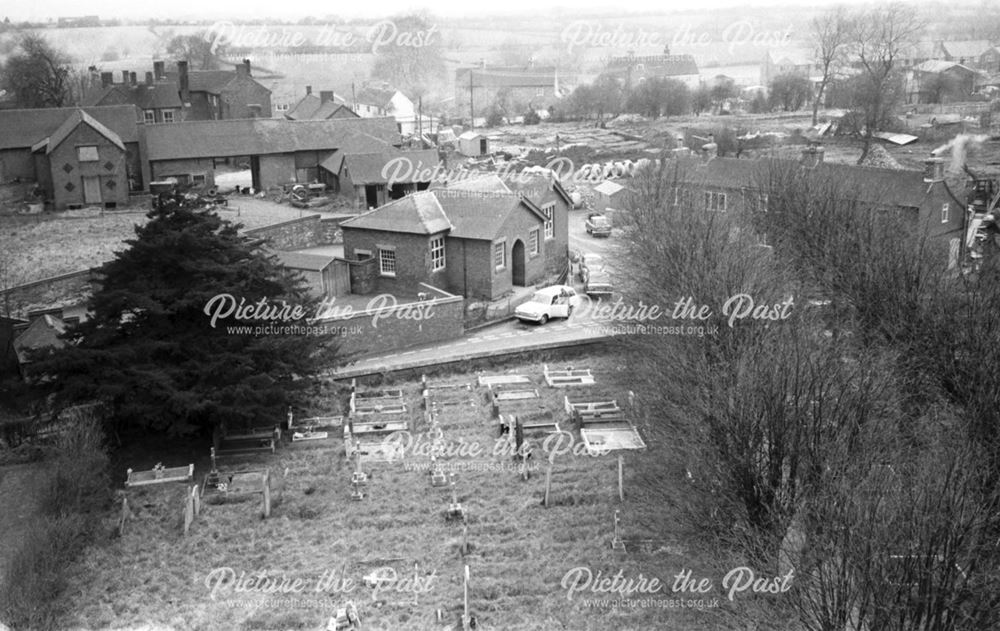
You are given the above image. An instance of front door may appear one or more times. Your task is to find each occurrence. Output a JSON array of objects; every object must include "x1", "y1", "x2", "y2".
[
  {"x1": 82, "y1": 176, "x2": 102, "y2": 204},
  {"x1": 365, "y1": 185, "x2": 379, "y2": 209},
  {"x1": 511, "y1": 239, "x2": 525, "y2": 286}
]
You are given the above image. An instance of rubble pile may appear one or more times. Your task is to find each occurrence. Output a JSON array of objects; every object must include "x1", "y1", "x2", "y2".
[{"x1": 860, "y1": 144, "x2": 904, "y2": 170}]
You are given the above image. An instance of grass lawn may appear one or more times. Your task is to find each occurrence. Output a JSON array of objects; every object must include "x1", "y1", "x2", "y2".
[{"x1": 56, "y1": 352, "x2": 772, "y2": 631}]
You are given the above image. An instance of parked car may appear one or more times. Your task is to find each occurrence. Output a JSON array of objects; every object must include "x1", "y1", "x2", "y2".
[
  {"x1": 585, "y1": 212, "x2": 613, "y2": 237},
  {"x1": 514, "y1": 285, "x2": 579, "y2": 324},
  {"x1": 584, "y1": 265, "x2": 614, "y2": 300}
]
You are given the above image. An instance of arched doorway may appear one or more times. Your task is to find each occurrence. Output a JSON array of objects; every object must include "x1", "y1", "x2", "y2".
[{"x1": 511, "y1": 239, "x2": 526, "y2": 286}]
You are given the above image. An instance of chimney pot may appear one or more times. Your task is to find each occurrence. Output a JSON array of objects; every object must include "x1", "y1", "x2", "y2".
[
  {"x1": 130, "y1": 72, "x2": 137, "y2": 86},
  {"x1": 145, "y1": 71, "x2": 153, "y2": 85},
  {"x1": 153, "y1": 60, "x2": 165, "y2": 81},
  {"x1": 100, "y1": 72, "x2": 113, "y2": 89},
  {"x1": 306, "y1": 85, "x2": 312, "y2": 95},
  {"x1": 121, "y1": 70, "x2": 129, "y2": 84},
  {"x1": 923, "y1": 155, "x2": 945, "y2": 183}
]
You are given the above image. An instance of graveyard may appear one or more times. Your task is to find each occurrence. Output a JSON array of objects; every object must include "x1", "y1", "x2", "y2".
[{"x1": 54, "y1": 352, "x2": 756, "y2": 631}]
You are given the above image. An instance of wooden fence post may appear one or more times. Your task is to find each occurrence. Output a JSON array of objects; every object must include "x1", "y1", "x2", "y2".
[
  {"x1": 183, "y1": 489, "x2": 194, "y2": 535},
  {"x1": 262, "y1": 469, "x2": 272, "y2": 518},
  {"x1": 618, "y1": 454, "x2": 624, "y2": 503}
]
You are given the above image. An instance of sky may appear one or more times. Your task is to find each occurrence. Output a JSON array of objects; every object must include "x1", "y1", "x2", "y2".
[{"x1": 5, "y1": 0, "x2": 888, "y2": 22}]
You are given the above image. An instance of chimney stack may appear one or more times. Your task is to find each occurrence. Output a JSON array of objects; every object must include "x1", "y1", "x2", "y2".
[
  {"x1": 801, "y1": 145, "x2": 825, "y2": 168},
  {"x1": 130, "y1": 71, "x2": 137, "y2": 86},
  {"x1": 701, "y1": 134, "x2": 718, "y2": 161},
  {"x1": 153, "y1": 60, "x2": 165, "y2": 81},
  {"x1": 145, "y1": 71, "x2": 154, "y2": 85},
  {"x1": 306, "y1": 85, "x2": 312, "y2": 95},
  {"x1": 122, "y1": 70, "x2": 130, "y2": 84},
  {"x1": 923, "y1": 155, "x2": 945, "y2": 183},
  {"x1": 235, "y1": 58, "x2": 251, "y2": 77},
  {"x1": 320, "y1": 90, "x2": 333, "y2": 104},
  {"x1": 100, "y1": 72, "x2": 113, "y2": 88},
  {"x1": 177, "y1": 60, "x2": 190, "y2": 103}
]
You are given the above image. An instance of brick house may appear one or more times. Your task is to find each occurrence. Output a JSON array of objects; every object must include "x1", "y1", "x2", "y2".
[
  {"x1": 30, "y1": 109, "x2": 131, "y2": 209},
  {"x1": 341, "y1": 185, "x2": 562, "y2": 300},
  {"x1": 603, "y1": 51, "x2": 701, "y2": 89},
  {"x1": 500, "y1": 173, "x2": 572, "y2": 279},
  {"x1": 165, "y1": 59, "x2": 273, "y2": 120},
  {"x1": 664, "y1": 147, "x2": 966, "y2": 266},
  {"x1": 82, "y1": 69, "x2": 183, "y2": 124}
]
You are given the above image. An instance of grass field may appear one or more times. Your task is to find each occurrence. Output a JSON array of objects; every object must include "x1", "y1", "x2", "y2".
[{"x1": 54, "y1": 353, "x2": 774, "y2": 631}]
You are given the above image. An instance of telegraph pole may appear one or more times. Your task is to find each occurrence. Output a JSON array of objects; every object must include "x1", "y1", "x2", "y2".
[{"x1": 469, "y1": 69, "x2": 474, "y2": 129}]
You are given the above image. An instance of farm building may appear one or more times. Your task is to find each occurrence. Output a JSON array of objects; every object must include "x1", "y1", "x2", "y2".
[
  {"x1": 0, "y1": 105, "x2": 145, "y2": 197},
  {"x1": 272, "y1": 251, "x2": 349, "y2": 298},
  {"x1": 142, "y1": 117, "x2": 405, "y2": 193},
  {"x1": 327, "y1": 149, "x2": 440, "y2": 210}
]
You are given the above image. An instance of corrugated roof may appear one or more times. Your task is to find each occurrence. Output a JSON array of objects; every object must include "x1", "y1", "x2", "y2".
[
  {"x1": 273, "y1": 251, "x2": 336, "y2": 271},
  {"x1": 342, "y1": 149, "x2": 440, "y2": 184},
  {"x1": 42, "y1": 109, "x2": 126, "y2": 154},
  {"x1": 145, "y1": 117, "x2": 402, "y2": 161},
  {"x1": 0, "y1": 105, "x2": 140, "y2": 150},
  {"x1": 340, "y1": 192, "x2": 453, "y2": 235}
]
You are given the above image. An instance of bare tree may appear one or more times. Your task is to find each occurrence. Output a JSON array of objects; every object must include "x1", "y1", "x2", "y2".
[
  {"x1": 810, "y1": 6, "x2": 854, "y2": 126},
  {"x1": 0, "y1": 33, "x2": 72, "y2": 108},
  {"x1": 851, "y1": 3, "x2": 923, "y2": 162}
]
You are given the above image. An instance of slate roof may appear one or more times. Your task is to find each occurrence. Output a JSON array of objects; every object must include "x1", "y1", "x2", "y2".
[
  {"x1": 144, "y1": 117, "x2": 402, "y2": 161},
  {"x1": 286, "y1": 93, "x2": 355, "y2": 120},
  {"x1": 273, "y1": 251, "x2": 336, "y2": 271},
  {"x1": 341, "y1": 150, "x2": 440, "y2": 184},
  {"x1": 941, "y1": 40, "x2": 993, "y2": 60},
  {"x1": 668, "y1": 155, "x2": 942, "y2": 209},
  {"x1": 914, "y1": 60, "x2": 977, "y2": 74},
  {"x1": 38, "y1": 109, "x2": 126, "y2": 154},
  {"x1": 340, "y1": 192, "x2": 453, "y2": 235},
  {"x1": 356, "y1": 86, "x2": 397, "y2": 108},
  {"x1": 605, "y1": 54, "x2": 699, "y2": 76},
  {"x1": 341, "y1": 189, "x2": 547, "y2": 241},
  {"x1": 444, "y1": 174, "x2": 511, "y2": 193},
  {"x1": 82, "y1": 82, "x2": 183, "y2": 110},
  {"x1": 0, "y1": 105, "x2": 140, "y2": 150}
]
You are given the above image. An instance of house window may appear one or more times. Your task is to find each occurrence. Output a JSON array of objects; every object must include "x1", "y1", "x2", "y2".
[
  {"x1": 493, "y1": 240, "x2": 506, "y2": 270},
  {"x1": 77, "y1": 146, "x2": 99, "y2": 162},
  {"x1": 542, "y1": 202, "x2": 555, "y2": 239},
  {"x1": 161, "y1": 110, "x2": 175, "y2": 123},
  {"x1": 941, "y1": 202, "x2": 949, "y2": 223},
  {"x1": 143, "y1": 110, "x2": 155, "y2": 124},
  {"x1": 430, "y1": 236, "x2": 446, "y2": 271},
  {"x1": 355, "y1": 249, "x2": 372, "y2": 260},
  {"x1": 529, "y1": 228, "x2": 539, "y2": 255},
  {"x1": 705, "y1": 191, "x2": 727, "y2": 212},
  {"x1": 378, "y1": 248, "x2": 397, "y2": 276},
  {"x1": 192, "y1": 174, "x2": 206, "y2": 186}
]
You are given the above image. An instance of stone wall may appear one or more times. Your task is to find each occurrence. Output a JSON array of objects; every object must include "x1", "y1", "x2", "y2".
[{"x1": 2, "y1": 269, "x2": 100, "y2": 318}]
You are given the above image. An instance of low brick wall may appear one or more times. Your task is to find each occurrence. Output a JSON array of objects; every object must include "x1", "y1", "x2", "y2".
[
  {"x1": 244, "y1": 214, "x2": 351, "y2": 250},
  {"x1": 2, "y1": 269, "x2": 100, "y2": 317},
  {"x1": 316, "y1": 283, "x2": 464, "y2": 358}
]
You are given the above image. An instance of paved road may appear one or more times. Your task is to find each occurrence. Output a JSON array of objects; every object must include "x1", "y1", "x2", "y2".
[{"x1": 331, "y1": 210, "x2": 625, "y2": 379}]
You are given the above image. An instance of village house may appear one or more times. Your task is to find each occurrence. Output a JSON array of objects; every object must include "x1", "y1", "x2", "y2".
[
  {"x1": 934, "y1": 40, "x2": 999, "y2": 70},
  {"x1": 285, "y1": 87, "x2": 358, "y2": 121},
  {"x1": 455, "y1": 64, "x2": 569, "y2": 119},
  {"x1": 83, "y1": 60, "x2": 273, "y2": 122},
  {"x1": 603, "y1": 49, "x2": 701, "y2": 89},
  {"x1": 905, "y1": 61, "x2": 979, "y2": 104},
  {"x1": 665, "y1": 145, "x2": 966, "y2": 267},
  {"x1": 0, "y1": 105, "x2": 144, "y2": 208},
  {"x1": 340, "y1": 174, "x2": 569, "y2": 300}
]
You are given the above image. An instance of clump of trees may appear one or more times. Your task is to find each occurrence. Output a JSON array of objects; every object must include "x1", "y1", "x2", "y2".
[
  {"x1": 617, "y1": 159, "x2": 1000, "y2": 630},
  {"x1": 1, "y1": 33, "x2": 73, "y2": 108},
  {"x1": 27, "y1": 198, "x2": 338, "y2": 438}
]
